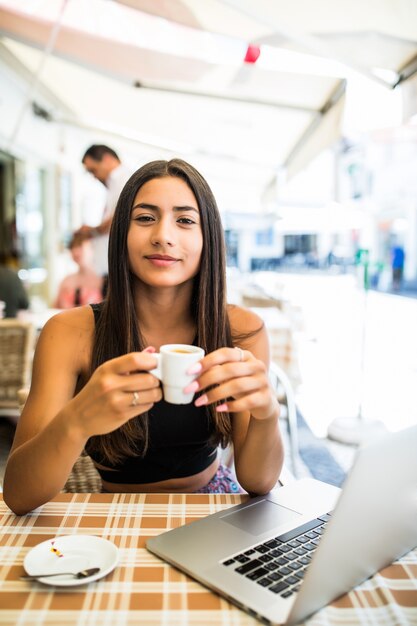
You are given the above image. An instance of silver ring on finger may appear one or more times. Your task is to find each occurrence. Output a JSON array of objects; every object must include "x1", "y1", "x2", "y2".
[
  {"x1": 131, "y1": 391, "x2": 140, "y2": 407},
  {"x1": 236, "y1": 347, "x2": 244, "y2": 361}
]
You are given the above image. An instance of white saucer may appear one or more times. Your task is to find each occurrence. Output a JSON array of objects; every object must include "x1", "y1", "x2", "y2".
[{"x1": 23, "y1": 535, "x2": 119, "y2": 586}]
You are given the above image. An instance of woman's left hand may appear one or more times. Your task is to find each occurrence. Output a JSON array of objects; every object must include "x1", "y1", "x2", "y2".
[{"x1": 184, "y1": 347, "x2": 279, "y2": 421}]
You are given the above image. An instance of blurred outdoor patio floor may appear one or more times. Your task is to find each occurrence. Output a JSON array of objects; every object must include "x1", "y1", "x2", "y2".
[{"x1": 249, "y1": 271, "x2": 417, "y2": 440}]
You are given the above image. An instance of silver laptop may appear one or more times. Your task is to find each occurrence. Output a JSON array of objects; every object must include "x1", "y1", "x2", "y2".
[{"x1": 147, "y1": 424, "x2": 417, "y2": 625}]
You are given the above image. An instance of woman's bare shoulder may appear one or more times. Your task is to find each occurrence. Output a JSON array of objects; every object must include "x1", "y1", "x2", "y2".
[
  {"x1": 227, "y1": 304, "x2": 268, "y2": 360},
  {"x1": 43, "y1": 305, "x2": 95, "y2": 332},
  {"x1": 227, "y1": 303, "x2": 264, "y2": 334},
  {"x1": 37, "y1": 306, "x2": 95, "y2": 353}
]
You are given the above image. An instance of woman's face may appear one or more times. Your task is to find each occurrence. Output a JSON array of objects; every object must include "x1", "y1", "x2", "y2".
[
  {"x1": 70, "y1": 240, "x2": 93, "y2": 267},
  {"x1": 127, "y1": 176, "x2": 203, "y2": 289}
]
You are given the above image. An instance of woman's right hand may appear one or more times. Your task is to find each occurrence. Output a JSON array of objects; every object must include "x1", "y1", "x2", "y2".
[{"x1": 68, "y1": 349, "x2": 162, "y2": 439}]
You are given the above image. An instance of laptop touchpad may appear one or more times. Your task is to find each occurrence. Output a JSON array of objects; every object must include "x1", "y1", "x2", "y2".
[{"x1": 221, "y1": 499, "x2": 302, "y2": 536}]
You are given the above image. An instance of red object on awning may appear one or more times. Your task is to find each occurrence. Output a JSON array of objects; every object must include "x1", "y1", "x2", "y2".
[{"x1": 244, "y1": 44, "x2": 261, "y2": 64}]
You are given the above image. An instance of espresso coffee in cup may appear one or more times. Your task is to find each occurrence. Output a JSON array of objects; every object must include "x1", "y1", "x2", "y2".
[
  {"x1": 171, "y1": 349, "x2": 193, "y2": 354},
  {"x1": 152, "y1": 344, "x2": 204, "y2": 404}
]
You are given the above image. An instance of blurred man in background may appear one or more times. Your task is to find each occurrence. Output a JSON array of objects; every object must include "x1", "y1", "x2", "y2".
[{"x1": 76, "y1": 145, "x2": 131, "y2": 285}]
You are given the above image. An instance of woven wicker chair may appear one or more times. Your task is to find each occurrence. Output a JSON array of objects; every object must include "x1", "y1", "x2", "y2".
[
  {"x1": 62, "y1": 451, "x2": 102, "y2": 493},
  {"x1": 17, "y1": 388, "x2": 102, "y2": 493},
  {"x1": 0, "y1": 320, "x2": 35, "y2": 418}
]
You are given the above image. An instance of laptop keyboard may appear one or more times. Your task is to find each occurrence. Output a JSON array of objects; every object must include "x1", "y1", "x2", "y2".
[{"x1": 222, "y1": 513, "x2": 332, "y2": 599}]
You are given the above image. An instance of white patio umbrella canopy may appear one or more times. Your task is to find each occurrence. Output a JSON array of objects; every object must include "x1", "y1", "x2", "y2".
[{"x1": 0, "y1": 0, "x2": 416, "y2": 211}]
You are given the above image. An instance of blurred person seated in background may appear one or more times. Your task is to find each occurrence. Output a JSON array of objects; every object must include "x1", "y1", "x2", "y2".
[
  {"x1": 54, "y1": 234, "x2": 103, "y2": 309},
  {"x1": 391, "y1": 244, "x2": 405, "y2": 292},
  {"x1": 4, "y1": 159, "x2": 283, "y2": 515},
  {"x1": 75, "y1": 144, "x2": 132, "y2": 287},
  {"x1": 0, "y1": 252, "x2": 29, "y2": 318}
]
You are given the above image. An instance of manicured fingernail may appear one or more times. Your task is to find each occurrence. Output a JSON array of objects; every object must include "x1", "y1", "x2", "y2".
[
  {"x1": 183, "y1": 380, "x2": 199, "y2": 394},
  {"x1": 194, "y1": 394, "x2": 208, "y2": 407},
  {"x1": 187, "y1": 362, "x2": 202, "y2": 375},
  {"x1": 216, "y1": 403, "x2": 228, "y2": 412},
  {"x1": 144, "y1": 346, "x2": 156, "y2": 353}
]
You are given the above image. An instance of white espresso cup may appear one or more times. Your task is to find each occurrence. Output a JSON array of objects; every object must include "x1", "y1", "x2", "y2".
[{"x1": 151, "y1": 344, "x2": 205, "y2": 405}]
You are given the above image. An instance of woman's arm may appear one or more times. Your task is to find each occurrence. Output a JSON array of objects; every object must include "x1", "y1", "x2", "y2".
[
  {"x1": 3, "y1": 310, "x2": 90, "y2": 513},
  {"x1": 3, "y1": 308, "x2": 162, "y2": 515},
  {"x1": 187, "y1": 306, "x2": 283, "y2": 495}
]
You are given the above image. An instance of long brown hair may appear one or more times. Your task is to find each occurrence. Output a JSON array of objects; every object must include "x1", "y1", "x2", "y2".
[{"x1": 86, "y1": 159, "x2": 236, "y2": 464}]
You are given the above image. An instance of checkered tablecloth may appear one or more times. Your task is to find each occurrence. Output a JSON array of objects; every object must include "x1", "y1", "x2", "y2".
[{"x1": 0, "y1": 493, "x2": 416, "y2": 625}]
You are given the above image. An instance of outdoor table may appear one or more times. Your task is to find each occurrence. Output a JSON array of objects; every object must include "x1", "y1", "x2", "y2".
[{"x1": 0, "y1": 493, "x2": 416, "y2": 625}]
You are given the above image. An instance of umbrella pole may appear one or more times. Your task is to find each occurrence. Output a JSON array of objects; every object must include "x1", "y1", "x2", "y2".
[{"x1": 327, "y1": 254, "x2": 386, "y2": 445}]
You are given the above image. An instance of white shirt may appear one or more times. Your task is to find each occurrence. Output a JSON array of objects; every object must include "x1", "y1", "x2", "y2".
[{"x1": 91, "y1": 163, "x2": 132, "y2": 276}]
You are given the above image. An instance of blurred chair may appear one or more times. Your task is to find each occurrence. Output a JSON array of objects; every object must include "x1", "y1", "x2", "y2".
[
  {"x1": 241, "y1": 287, "x2": 285, "y2": 310},
  {"x1": 242, "y1": 294, "x2": 283, "y2": 309},
  {"x1": 17, "y1": 387, "x2": 102, "y2": 493},
  {"x1": 62, "y1": 451, "x2": 102, "y2": 493},
  {"x1": 250, "y1": 306, "x2": 302, "y2": 390},
  {"x1": 269, "y1": 361, "x2": 300, "y2": 477},
  {"x1": 0, "y1": 320, "x2": 35, "y2": 419},
  {"x1": 220, "y1": 361, "x2": 300, "y2": 481}
]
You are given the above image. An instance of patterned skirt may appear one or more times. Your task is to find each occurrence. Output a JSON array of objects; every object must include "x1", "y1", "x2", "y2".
[{"x1": 195, "y1": 464, "x2": 243, "y2": 494}]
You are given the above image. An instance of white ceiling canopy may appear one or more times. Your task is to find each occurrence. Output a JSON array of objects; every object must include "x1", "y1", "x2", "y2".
[
  {"x1": 118, "y1": 0, "x2": 417, "y2": 87},
  {"x1": 0, "y1": 0, "x2": 415, "y2": 212}
]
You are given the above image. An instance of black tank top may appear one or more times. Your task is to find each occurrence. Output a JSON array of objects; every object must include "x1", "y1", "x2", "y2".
[{"x1": 88, "y1": 303, "x2": 217, "y2": 484}]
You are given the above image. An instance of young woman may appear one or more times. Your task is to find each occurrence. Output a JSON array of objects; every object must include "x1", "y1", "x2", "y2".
[{"x1": 4, "y1": 159, "x2": 283, "y2": 515}]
